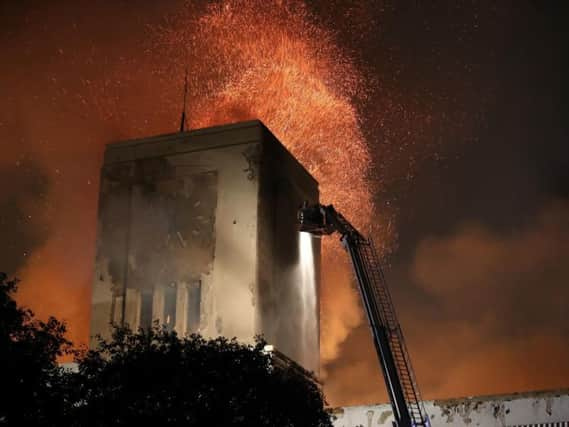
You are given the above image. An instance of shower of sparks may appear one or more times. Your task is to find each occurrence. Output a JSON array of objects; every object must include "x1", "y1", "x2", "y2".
[{"x1": 161, "y1": 0, "x2": 375, "y2": 232}]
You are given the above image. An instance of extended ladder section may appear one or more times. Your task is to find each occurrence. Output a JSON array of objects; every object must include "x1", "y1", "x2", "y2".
[{"x1": 298, "y1": 203, "x2": 428, "y2": 427}]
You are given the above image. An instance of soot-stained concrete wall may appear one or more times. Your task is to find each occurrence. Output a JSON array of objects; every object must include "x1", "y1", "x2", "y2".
[
  {"x1": 90, "y1": 120, "x2": 320, "y2": 372},
  {"x1": 257, "y1": 131, "x2": 321, "y2": 373},
  {"x1": 331, "y1": 389, "x2": 569, "y2": 426}
]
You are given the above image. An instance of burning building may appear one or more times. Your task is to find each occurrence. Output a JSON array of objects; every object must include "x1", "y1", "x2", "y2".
[{"x1": 90, "y1": 120, "x2": 320, "y2": 373}]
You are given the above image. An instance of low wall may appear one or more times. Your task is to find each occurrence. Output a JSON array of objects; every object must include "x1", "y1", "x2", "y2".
[{"x1": 331, "y1": 390, "x2": 569, "y2": 427}]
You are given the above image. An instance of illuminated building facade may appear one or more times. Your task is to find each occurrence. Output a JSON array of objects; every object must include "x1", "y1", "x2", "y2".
[{"x1": 90, "y1": 120, "x2": 320, "y2": 373}]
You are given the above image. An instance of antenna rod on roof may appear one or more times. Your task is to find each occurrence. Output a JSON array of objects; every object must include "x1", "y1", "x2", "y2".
[{"x1": 179, "y1": 67, "x2": 188, "y2": 132}]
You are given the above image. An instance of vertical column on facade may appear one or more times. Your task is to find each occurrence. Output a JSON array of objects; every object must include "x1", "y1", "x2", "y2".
[
  {"x1": 175, "y1": 282, "x2": 189, "y2": 335},
  {"x1": 112, "y1": 294, "x2": 123, "y2": 325},
  {"x1": 124, "y1": 288, "x2": 141, "y2": 330},
  {"x1": 152, "y1": 286, "x2": 165, "y2": 325}
]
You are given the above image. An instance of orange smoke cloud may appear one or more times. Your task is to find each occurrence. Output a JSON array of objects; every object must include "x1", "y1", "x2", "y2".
[
  {"x1": 317, "y1": 253, "x2": 362, "y2": 363},
  {"x1": 3, "y1": 96, "x2": 107, "y2": 348},
  {"x1": 410, "y1": 200, "x2": 569, "y2": 398},
  {"x1": 320, "y1": 200, "x2": 569, "y2": 405}
]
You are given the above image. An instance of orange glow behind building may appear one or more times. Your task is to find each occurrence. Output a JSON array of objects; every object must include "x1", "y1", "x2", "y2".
[{"x1": 11, "y1": 0, "x2": 384, "y2": 368}]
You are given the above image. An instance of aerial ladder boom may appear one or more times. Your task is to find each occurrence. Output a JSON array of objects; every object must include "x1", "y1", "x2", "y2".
[{"x1": 298, "y1": 203, "x2": 429, "y2": 427}]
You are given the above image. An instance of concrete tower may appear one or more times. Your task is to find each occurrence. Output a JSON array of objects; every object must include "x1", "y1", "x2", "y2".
[{"x1": 90, "y1": 120, "x2": 320, "y2": 372}]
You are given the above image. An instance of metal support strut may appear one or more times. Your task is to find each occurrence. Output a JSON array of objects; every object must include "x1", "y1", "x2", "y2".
[{"x1": 298, "y1": 203, "x2": 428, "y2": 427}]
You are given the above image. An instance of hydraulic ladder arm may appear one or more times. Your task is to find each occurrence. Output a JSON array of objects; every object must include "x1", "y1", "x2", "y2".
[{"x1": 298, "y1": 203, "x2": 429, "y2": 427}]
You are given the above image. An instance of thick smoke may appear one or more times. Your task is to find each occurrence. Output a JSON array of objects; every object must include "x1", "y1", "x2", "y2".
[
  {"x1": 409, "y1": 200, "x2": 569, "y2": 396},
  {"x1": 323, "y1": 200, "x2": 569, "y2": 404},
  {"x1": 0, "y1": 161, "x2": 50, "y2": 275}
]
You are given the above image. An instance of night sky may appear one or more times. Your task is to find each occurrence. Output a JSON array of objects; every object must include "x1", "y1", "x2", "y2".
[
  {"x1": 319, "y1": 1, "x2": 569, "y2": 404},
  {"x1": 1, "y1": 0, "x2": 568, "y2": 406}
]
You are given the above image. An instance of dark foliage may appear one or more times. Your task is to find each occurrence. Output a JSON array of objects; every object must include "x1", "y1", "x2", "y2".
[
  {"x1": 0, "y1": 272, "x2": 72, "y2": 425},
  {"x1": 0, "y1": 273, "x2": 332, "y2": 426},
  {"x1": 67, "y1": 326, "x2": 332, "y2": 427}
]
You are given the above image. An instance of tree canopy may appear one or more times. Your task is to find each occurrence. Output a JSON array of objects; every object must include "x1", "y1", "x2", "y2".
[
  {"x1": 0, "y1": 272, "x2": 71, "y2": 425},
  {"x1": 69, "y1": 327, "x2": 332, "y2": 427},
  {"x1": 0, "y1": 273, "x2": 332, "y2": 427}
]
